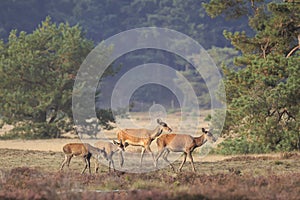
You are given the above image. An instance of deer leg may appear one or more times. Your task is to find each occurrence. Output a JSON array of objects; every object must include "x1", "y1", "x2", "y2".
[
  {"x1": 87, "y1": 155, "x2": 91, "y2": 174},
  {"x1": 140, "y1": 147, "x2": 146, "y2": 166},
  {"x1": 110, "y1": 158, "x2": 116, "y2": 172},
  {"x1": 108, "y1": 160, "x2": 111, "y2": 172},
  {"x1": 118, "y1": 150, "x2": 124, "y2": 167},
  {"x1": 178, "y1": 152, "x2": 187, "y2": 172},
  {"x1": 145, "y1": 146, "x2": 156, "y2": 167},
  {"x1": 82, "y1": 154, "x2": 91, "y2": 174},
  {"x1": 155, "y1": 148, "x2": 165, "y2": 167},
  {"x1": 66, "y1": 155, "x2": 73, "y2": 168},
  {"x1": 81, "y1": 157, "x2": 88, "y2": 174},
  {"x1": 162, "y1": 149, "x2": 175, "y2": 172},
  {"x1": 187, "y1": 151, "x2": 196, "y2": 172},
  {"x1": 65, "y1": 155, "x2": 73, "y2": 173},
  {"x1": 95, "y1": 154, "x2": 102, "y2": 173},
  {"x1": 60, "y1": 155, "x2": 67, "y2": 170},
  {"x1": 95, "y1": 160, "x2": 99, "y2": 173},
  {"x1": 108, "y1": 154, "x2": 115, "y2": 172},
  {"x1": 60, "y1": 155, "x2": 72, "y2": 170}
]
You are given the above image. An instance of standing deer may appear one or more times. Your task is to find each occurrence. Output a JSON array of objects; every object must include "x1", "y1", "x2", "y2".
[
  {"x1": 155, "y1": 128, "x2": 216, "y2": 172},
  {"x1": 117, "y1": 118, "x2": 172, "y2": 167},
  {"x1": 60, "y1": 143, "x2": 107, "y2": 174},
  {"x1": 94, "y1": 140, "x2": 124, "y2": 172}
]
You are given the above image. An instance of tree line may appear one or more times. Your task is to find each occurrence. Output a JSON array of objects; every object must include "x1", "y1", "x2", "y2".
[{"x1": 0, "y1": 0, "x2": 250, "y2": 48}]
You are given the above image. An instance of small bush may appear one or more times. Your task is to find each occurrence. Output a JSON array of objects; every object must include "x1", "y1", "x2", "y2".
[
  {"x1": 204, "y1": 114, "x2": 211, "y2": 121},
  {"x1": 214, "y1": 136, "x2": 270, "y2": 155},
  {"x1": 0, "y1": 123, "x2": 60, "y2": 140}
]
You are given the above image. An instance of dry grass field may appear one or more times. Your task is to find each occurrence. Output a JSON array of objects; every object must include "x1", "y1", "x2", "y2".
[
  {"x1": 0, "y1": 112, "x2": 300, "y2": 199},
  {"x1": 0, "y1": 148, "x2": 300, "y2": 200}
]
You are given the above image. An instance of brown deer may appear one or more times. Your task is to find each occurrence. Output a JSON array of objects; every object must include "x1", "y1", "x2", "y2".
[
  {"x1": 155, "y1": 128, "x2": 216, "y2": 172},
  {"x1": 117, "y1": 118, "x2": 172, "y2": 167},
  {"x1": 60, "y1": 143, "x2": 107, "y2": 174},
  {"x1": 94, "y1": 140, "x2": 124, "y2": 172}
]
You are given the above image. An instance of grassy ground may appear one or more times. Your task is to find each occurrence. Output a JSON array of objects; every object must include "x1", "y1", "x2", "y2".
[
  {"x1": 0, "y1": 148, "x2": 300, "y2": 200},
  {"x1": 0, "y1": 112, "x2": 299, "y2": 199}
]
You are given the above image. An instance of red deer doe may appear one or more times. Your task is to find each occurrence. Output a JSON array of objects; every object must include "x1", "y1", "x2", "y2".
[
  {"x1": 155, "y1": 128, "x2": 216, "y2": 172},
  {"x1": 117, "y1": 118, "x2": 172, "y2": 167},
  {"x1": 94, "y1": 140, "x2": 124, "y2": 172},
  {"x1": 60, "y1": 143, "x2": 107, "y2": 174}
]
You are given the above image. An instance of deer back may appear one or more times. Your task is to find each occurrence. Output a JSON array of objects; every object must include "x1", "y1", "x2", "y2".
[
  {"x1": 120, "y1": 128, "x2": 153, "y2": 138},
  {"x1": 117, "y1": 129, "x2": 152, "y2": 146},
  {"x1": 62, "y1": 143, "x2": 89, "y2": 156},
  {"x1": 157, "y1": 134, "x2": 194, "y2": 152},
  {"x1": 94, "y1": 141, "x2": 116, "y2": 156}
]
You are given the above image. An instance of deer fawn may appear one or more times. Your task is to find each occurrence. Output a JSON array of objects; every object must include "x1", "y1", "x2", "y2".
[
  {"x1": 60, "y1": 143, "x2": 107, "y2": 174},
  {"x1": 94, "y1": 140, "x2": 124, "y2": 172},
  {"x1": 117, "y1": 118, "x2": 172, "y2": 167},
  {"x1": 155, "y1": 128, "x2": 216, "y2": 172}
]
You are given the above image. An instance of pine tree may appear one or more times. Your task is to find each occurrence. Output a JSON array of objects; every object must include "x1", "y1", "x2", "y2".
[
  {"x1": 0, "y1": 17, "x2": 114, "y2": 138},
  {"x1": 204, "y1": 1, "x2": 300, "y2": 152}
]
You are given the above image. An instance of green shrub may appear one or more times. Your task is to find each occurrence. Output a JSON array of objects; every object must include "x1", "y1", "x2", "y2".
[
  {"x1": 215, "y1": 136, "x2": 270, "y2": 155},
  {"x1": 0, "y1": 122, "x2": 60, "y2": 140}
]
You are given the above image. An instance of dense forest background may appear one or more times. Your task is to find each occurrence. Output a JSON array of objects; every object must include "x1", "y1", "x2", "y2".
[
  {"x1": 0, "y1": 0, "x2": 299, "y2": 154},
  {"x1": 0, "y1": 0, "x2": 251, "y2": 48},
  {"x1": 0, "y1": 0, "x2": 247, "y2": 110}
]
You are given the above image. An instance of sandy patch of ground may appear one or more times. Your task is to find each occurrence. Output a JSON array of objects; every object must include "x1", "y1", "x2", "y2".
[{"x1": 0, "y1": 138, "x2": 81, "y2": 152}]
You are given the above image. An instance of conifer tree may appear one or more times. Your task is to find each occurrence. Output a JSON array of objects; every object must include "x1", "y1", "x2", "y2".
[
  {"x1": 204, "y1": 1, "x2": 300, "y2": 152},
  {"x1": 0, "y1": 17, "x2": 114, "y2": 138}
]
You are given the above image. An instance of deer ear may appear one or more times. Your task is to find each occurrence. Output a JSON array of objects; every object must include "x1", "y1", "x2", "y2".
[{"x1": 157, "y1": 118, "x2": 162, "y2": 124}]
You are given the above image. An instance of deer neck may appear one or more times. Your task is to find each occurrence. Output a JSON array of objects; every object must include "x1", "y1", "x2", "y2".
[
  {"x1": 194, "y1": 134, "x2": 206, "y2": 147},
  {"x1": 87, "y1": 145, "x2": 97, "y2": 154},
  {"x1": 150, "y1": 125, "x2": 163, "y2": 139}
]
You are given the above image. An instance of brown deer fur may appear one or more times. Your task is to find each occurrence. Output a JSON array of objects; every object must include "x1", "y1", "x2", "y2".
[
  {"x1": 117, "y1": 118, "x2": 172, "y2": 167},
  {"x1": 60, "y1": 143, "x2": 107, "y2": 174},
  {"x1": 155, "y1": 128, "x2": 216, "y2": 172},
  {"x1": 94, "y1": 140, "x2": 124, "y2": 172}
]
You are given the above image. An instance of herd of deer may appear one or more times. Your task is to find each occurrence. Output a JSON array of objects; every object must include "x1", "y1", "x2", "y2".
[{"x1": 60, "y1": 119, "x2": 216, "y2": 174}]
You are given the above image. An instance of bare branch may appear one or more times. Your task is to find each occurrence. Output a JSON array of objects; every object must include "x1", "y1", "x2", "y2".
[{"x1": 286, "y1": 34, "x2": 300, "y2": 58}]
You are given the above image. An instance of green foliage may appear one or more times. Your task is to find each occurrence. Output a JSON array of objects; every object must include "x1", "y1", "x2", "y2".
[
  {"x1": 0, "y1": 1, "x2": 254, "y2": 115},
  {"x1": 0, "y1": 17, "x2": 95, "y2": 137},
  {"x1": 208, "y1": 46, "x2": 240, "y2": 68},
  {"x1": 205, "y1": 1, "x2": 300, "y2": 153},
  {"x1": 0, "y1": 123, "x2": 60, "y2": 140},
  {"x1": 0, "y1": 0, "x2": 252, "y2": 49},
  {"x1": 215, "y1": 136, "x2": 269, "y2": 155},
  {"x1": 96, "y1": 109, "x2": 115, "y2": 130},
  {"x1": 204, "y1": 114, "x2": 212, "y2": 122},
  {"x1": 174, "y1": 68, "x2": 210, "y2": 109},
  {"x1": 172, "y1": 47, "x2": 238, "y2": 110},
  {"x1": 203, "y1": 0, "x2": 265, "y2": 19}
]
